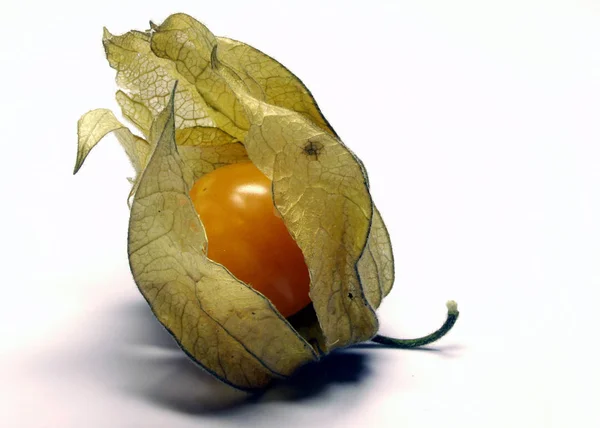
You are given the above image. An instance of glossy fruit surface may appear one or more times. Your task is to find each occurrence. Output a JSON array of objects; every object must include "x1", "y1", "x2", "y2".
[{"x1": 189, "y1": 161, "x2": 311, "y2": 317}]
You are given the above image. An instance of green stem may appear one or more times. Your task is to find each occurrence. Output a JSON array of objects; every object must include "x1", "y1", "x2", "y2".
[{"x1": 372, "y1": 301, "x2": 459, "y2": 349}]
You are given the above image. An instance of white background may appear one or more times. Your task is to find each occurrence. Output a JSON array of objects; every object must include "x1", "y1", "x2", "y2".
[{"x1": 1, "y1": 1, "x2": 599, "y2": 427}]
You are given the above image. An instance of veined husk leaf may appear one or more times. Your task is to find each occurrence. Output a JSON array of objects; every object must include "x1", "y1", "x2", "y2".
[
  {"x1": 357, "y1": 207, "x2": 395, "y2": 308},
  {"x1": 215, "y1": 37, "x2": 335, "y2": 136},
  {"x1": 75, "y1": 109, "x2": 150, "y2": 176},
  {"x1": 103, "y1": 27, "x2": 244, "y2": 138},
  {"x1": 175, "y1": 126, "x2": 249, "y2": 179},
  {"x1": 115, "y1": 90, "x2": 154, "y2": 137},
  {"x1": 75, "y1": 12, "x2": 394, "y2": 389}
]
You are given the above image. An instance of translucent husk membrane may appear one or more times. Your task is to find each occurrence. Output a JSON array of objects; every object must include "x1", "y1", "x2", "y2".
[{"x1": 75, "y1": 13, "x2": 457, "y2": 390}]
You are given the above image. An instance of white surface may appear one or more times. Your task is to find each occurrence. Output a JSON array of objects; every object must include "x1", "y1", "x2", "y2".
[{"x1": 1, "y1": 1, "x2": 599, "y2": 427}]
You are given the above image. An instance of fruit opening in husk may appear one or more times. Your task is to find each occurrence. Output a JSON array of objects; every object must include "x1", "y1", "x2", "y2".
[{"x1": 189, "y1": 161, "x2": 311, "y2": 318}]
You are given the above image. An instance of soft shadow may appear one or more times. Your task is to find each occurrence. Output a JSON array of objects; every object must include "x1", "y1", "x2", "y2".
[
  {"x1": 98, "y1": 300, "x2": 371, "y2": 415},
  {"x1": 352, "y1": 341, "x2": 464, "y2": 357}
]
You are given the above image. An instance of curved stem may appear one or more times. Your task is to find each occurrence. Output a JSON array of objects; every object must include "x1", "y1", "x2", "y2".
[{"x1": 372, "y1": 301, "x2": 459, "y2": 349}]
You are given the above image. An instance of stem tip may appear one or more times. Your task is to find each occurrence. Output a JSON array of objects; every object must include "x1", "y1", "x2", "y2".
[{"x1": 446, "y1": 300, "x2": 458, "y2": 315}]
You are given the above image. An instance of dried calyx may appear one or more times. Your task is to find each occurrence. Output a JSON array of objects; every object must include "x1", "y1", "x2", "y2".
[{"x1": 74, "y1": 13, "x2": 458, "y2": 390}]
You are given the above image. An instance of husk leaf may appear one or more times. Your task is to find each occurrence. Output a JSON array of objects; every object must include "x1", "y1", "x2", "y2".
[{"x1": 75, "y1": 13, "x2": 395, "y2": 389}]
